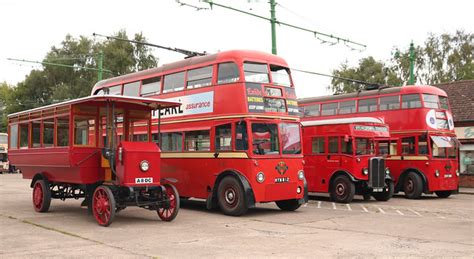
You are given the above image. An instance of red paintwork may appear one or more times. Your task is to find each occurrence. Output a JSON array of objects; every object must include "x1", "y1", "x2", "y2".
[
  {"x1": 299, "y1": 85, "x2": 459, "y2": 192},
  {"x1": 90, "y1": 50, "x2": 305, "y2": 204},
  {"x1": 302, "y1": 121, "x2": 390, "y2": 192},
  {"x1": 116, "y1": 141, "x2": 161, "y2": 187}
]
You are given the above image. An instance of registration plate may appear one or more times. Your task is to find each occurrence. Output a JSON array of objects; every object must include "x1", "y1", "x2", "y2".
[
  {"x1": 372, "y1": 188, "x2": 383, "y2": 192},
  {"x1": 135, "y1": 177, "x2": 153, "y2": 184},
  {"x1": 444, "y1": 174, "x2": 452, "y2": 178},
  {"x1": 275, "y1": 177, "x2": 290, "y2": 183}
]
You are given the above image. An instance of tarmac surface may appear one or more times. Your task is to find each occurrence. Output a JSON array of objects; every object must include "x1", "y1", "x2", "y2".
[{"x1": 1, "y1": 174, "x2": 473, "y2": 258}]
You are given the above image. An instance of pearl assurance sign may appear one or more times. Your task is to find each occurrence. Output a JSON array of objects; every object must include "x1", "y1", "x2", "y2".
[{"x1": 152, "y1": 91, "x2": 214, "y2": 119}]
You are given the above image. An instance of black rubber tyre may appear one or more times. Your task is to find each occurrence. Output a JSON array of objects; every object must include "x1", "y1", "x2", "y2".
[
  {"x1": 435, "y1": 190, "x2": 452, "y2": 198},
  {"x1": 32, "y1": 179, "x2": 51, "y2": 213},
  {"x1": 372, "y1": 181, "x2": 394, "y2": 201},
  {"x1": 217, "y1": 176, "x2": 248, "y2": 216},
  {"x1": 403, "y1": 172, "x2": 423, "y2": 199},
  {"x1": 275, "y1": 199, "x2": 301, "y2": 211},
  {"x1": 330, "y1": 175, "x2": 355, "y2": 203}
]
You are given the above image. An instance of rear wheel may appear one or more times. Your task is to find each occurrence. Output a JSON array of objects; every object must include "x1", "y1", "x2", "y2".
[
  {"x1": 32, "y1": 179, "x2": 51, "y2": 212},
  {"x1": 158, "y1": 184, "x2": 180, "y2": 222},
  {"x1": 435, "y1": 190, "x2": 452, "y2": 198},
  {"x1": 217, "y1": 176, "x2": 248, "y2": 216},
  {"x1": 275, "y1": 199, "x2": 301, "y2": 211},
  {"x1": 330, "y1": 175, "x2": 355, "y2": 203},
  {"x1": 403, "y1": 172, "x2": 423, "y2": 199},
  {"x1": 372, "y1": 181, "x2": 394, "y2": 201},
  {"x1": 92, "y1": 185, "x2": 116, "y2": 227}
]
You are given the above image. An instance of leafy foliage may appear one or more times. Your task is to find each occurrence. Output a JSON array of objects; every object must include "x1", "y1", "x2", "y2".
[
  {"x1": 330, "y1": 31, "x2": 473, "y2": 93},
  {"x1": 1, "y1": 30, "x2": 158, "y2": 131}
]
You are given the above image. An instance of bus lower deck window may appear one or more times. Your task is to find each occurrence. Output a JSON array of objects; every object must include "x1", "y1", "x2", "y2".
[
  {"x1": 312, "y1": 137, "x2": 325, "y2": 154},
  {"x1": 185, "y1": 131, "x2": 210, "y2": 151},
  {"x1": 215, "y1": 124, "x2": 232, "y2": 151},
  {"x1": 57, "y1": 117, "x2": 69, "y2": 146},
  {"x1": 235, "y1": 121, "x2": 248, "y2": 150}
]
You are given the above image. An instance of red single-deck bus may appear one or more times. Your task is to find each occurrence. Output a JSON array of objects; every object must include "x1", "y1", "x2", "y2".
[
  {"x1": 301, "y1": 117, "x2": 393, "y2": 203},
  {"x1": 91, "y1": 50, "x2": 307, "y2": 216},
  {"x1": 8, "y1": 95, "x2": 181, "y2": 226},
  {"x1": 299, "y1": 85, "x2": 459, "y2": 199}
]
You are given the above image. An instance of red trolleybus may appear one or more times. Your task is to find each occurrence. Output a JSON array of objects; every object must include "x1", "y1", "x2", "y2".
[
  {"x1": 8, "y1": 95, "x2": 181, "y2": 226},
  {"x1": 91, "y1": 50, "x2": 307, "y2": 216},
  {"x1": 301, "y1": 117, "x2": 393, "y2": 203},
  {"x1": 299, "y1": 85, "x2": 459, "y2": 199}
]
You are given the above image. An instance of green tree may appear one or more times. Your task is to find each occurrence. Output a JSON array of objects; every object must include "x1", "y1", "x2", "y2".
[
  {"x1": 330, "y1": 57, "x2": 402, "y2": 94},
  {"x1": 0, "y1": 82, "x2": 13, "y2": 132},
  {"x1": 1, "y1": 30, "x2": 159, "y2": 130}
]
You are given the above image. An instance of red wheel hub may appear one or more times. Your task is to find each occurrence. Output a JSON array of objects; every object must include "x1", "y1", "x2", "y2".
[
  {"x1": 158, "y1": 185, "x2": 177, "y2": 221},
  {"x1": 93, "y1": 188, "x2": 112, "y2": 225},
  {"x1": 33, "y1": 182, "x2": 43, "y2": 211}
]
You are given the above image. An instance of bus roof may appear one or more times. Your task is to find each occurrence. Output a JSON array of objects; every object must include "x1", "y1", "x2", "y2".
[
  {"x1": 8, "y1": 95, "x2": 180, "y2": 118},
  {"x1": 92, "y1": 50, "x2": 289, "y2": 91},
  {"x1": 298, "y1": 85, "x2": 448, "y2": 105},
  {"x1": 301, "y1": 117, "x2": 384, "y2": 127}
]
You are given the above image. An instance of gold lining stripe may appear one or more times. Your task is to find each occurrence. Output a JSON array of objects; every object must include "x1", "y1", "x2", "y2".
[
  {"x1": 161, "y1": 152, "x2": 249, "y2": 159},
  {"x1": 152, "y1": 114, "x2": 298, "y2": 125},
  {"x1": 390, "y1": 130, "x2": 455, "y2": 134}
]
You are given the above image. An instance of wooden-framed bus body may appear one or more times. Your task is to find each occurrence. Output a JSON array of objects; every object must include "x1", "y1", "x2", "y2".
[
  {"x1": 301, "y1": 117, "x2": 392, "y2": 202},
  {"x1": 299, "y1": 85, "x2": 459, "y2": 198},
  {"x1": 90, "y1": 50, "x2": 307, "y2": 214}
]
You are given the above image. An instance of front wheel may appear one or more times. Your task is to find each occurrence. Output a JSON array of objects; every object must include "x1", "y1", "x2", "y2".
[
  {"x1": 32, "y1": 179, "x2": 51, "y2": 212},
  {"x1": 330, "y1": 175, "x2": 355, "y2": 203},
  {"x1": 435, "y1": 190, "x2": 452, "y2": 198},
  {"x1": 403, "y1": 172, "x2": 423, "y2": 199},
  {"x1": 275, "y1": 199, "x2": 301, "y2": 211},
  {"x1": 372, "y1": 181, "x2": 394, "y2": 201},
  {"x1": 92, "y1": 185, "x2": 116, "y2": 227},
  {"x1": 217, "y1": 176, "x2": 248, "y2": 216},
  {"x1": 157, "y1": 184, "x2": 180, "y2": 222}
]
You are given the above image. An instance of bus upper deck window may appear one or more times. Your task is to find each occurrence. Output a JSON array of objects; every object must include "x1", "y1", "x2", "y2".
[
  {"x1": 108, "y1": 85, "x2": 122, "y2": 95},
  {"x1": 402, "y1": 94, "x2": 422, "y2": 109},
  {"x1": 380, "y1": 96, "x2": 400, "y2": 110},
  {"x1": 439, "y1": 96, "x2": 449, "y2": 110},
  {"x1": 339, "y1": 100, "x2": 356, "y2": 114},
  {"x1": 123, "y1": 81, "x2": 140, "y2": 97},
  {"x1": 358, "y1": 98, "x2": 378, "y2": 113},
  {"x1": 321, "y1": 103, "x2": 337, "y2": 116},
  {"x1": 187, "y1": 66, "x2": 213, "y2": 89},
  {"x1": 163, "y1": 72, "x2": 185, "y2": 93},
  {"x1": 243, "y1": 62, "x2": 269, "y2": 84},
  {"x1": 304, "y1": 104, "x2": 320, "y2": 117},
  {"x1": 270, "y1": 65, "x2": 291, "y2": 87},
  {"x1": 422, "y1": 94, "x2": 439, "y2": 109},
  {"x1": 141, "y1": 77, "x2": 161, "y2": 96},
  {"x1": 217, "y1": 62, "x2": 240, "y2": 84}
]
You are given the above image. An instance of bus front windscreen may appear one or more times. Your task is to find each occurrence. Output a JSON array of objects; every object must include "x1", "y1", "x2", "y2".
[
  {"x1": 252, "y1": 123, "x2": 279, "y2": 155},
  {"x1": 355, "y1": 138, "x2": 374, "y2": 155},
  {"x1": 280, "y1": 123, "x2": 301, "y2": 154}
]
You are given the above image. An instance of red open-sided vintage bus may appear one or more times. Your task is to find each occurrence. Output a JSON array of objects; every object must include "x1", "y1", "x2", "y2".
[
  {"x1": 301, "y1": 117, "x2": 393, "y2": 203},
  {"x1": 8, "y1": 95, "x2": 181, "y2": 226},
  {"x1": 299, "y1": 85, "x2": 459, "y2": 199},
  {"x1": 91, "y1": 50, "x2": 307, "y2": 216}
]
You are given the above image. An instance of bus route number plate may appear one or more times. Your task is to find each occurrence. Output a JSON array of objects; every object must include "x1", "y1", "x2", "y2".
[{"x1": 135, "y1": 177, "x2": 153, "y2": 184}]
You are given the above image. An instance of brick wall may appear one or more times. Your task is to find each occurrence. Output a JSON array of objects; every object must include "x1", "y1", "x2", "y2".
[{"x1": 460, "y1": 174, "x2": 474, "y2": 188}]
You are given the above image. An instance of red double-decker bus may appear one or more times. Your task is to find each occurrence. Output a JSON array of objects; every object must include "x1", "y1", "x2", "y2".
[
  {"x1": 299, "y1": 85, "x2": 459, "y2": 199},
  {"x1": 301, "y1": 117, "x2": 393, "y2": 203},
  {"x1": 91, "y1": 50, "x2": 307, "y2": 216}
]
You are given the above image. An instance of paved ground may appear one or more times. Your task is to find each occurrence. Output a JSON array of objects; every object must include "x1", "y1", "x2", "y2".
[{"x1": 1, "y1": 174, "x2": 473, "y2": 258}]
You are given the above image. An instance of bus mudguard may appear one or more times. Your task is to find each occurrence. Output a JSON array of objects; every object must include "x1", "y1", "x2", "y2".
[{"x1": 207, "y1": 170, "x2": 256, "y2": 210}]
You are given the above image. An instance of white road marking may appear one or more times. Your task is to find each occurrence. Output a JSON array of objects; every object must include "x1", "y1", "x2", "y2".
[
  {"x1": 378, "y1": 207, "x2": 386, "y2": 214},
  {"x1": 393, "y1": 208, "x2": 404, "y2": 215},
  {"x1": 361, "y1": 205, "x2": 369, "y2": 212},
  {"x1": 332, "y1": 202, "x2": 337, "y2": 210},
  {"x1": 346, "y1": 204, "x2": 352, "y2": 211},
  {"x1": 317, "y1": 201, "x2": 321, "y2": 208},
  {"x1": 409, "y1": 208, "x2": 422, "y2": 216}
]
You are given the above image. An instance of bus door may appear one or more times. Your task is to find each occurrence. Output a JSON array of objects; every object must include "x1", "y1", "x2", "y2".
[{"x1": 326, "y1": 136, "x2": 342, "y2": 180}]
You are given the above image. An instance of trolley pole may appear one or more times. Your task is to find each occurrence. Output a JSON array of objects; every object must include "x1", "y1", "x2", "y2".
[
  {"x1": 97, "y1": 51, "x2": 104, "y2": 81},
  {"x1": 270, "y1": 0, "x2": 277, "y2": 55},
  {"x1": 409, "y1": 42, "x2": 415, "y2": 85}
]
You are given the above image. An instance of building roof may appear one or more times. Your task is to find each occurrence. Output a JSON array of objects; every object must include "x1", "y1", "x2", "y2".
[{"x1": 435, "y1": 80, "x2": 474, "y2": 123}]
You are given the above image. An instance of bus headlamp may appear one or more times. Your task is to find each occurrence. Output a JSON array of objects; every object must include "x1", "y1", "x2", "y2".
[
  {"x1": 456, "y1": 169, "x2": 459, "y2": 177},
  {"x1": 363, "y1": 168, "x2": 369, "y2": 175},
  {"x1": 256, "y1": 172, "x2": 265, "y2": 183},
  {"x1": 140, "y1": 160, "x2": 150, "y2": 172},
  {"x1": 297, "y1": 170, "x2": 305, "y2": 180},
  {"x1": 385, "y1": 168, "x2": 390, "y2": 175},
  {"x1": 435, "y1": 169, "x2": 440, "y2": 177}
]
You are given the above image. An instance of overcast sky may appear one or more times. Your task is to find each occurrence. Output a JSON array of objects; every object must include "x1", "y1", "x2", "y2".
[{"x1": 0, "y1": 0, "x2": 472, "y2": 98}]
